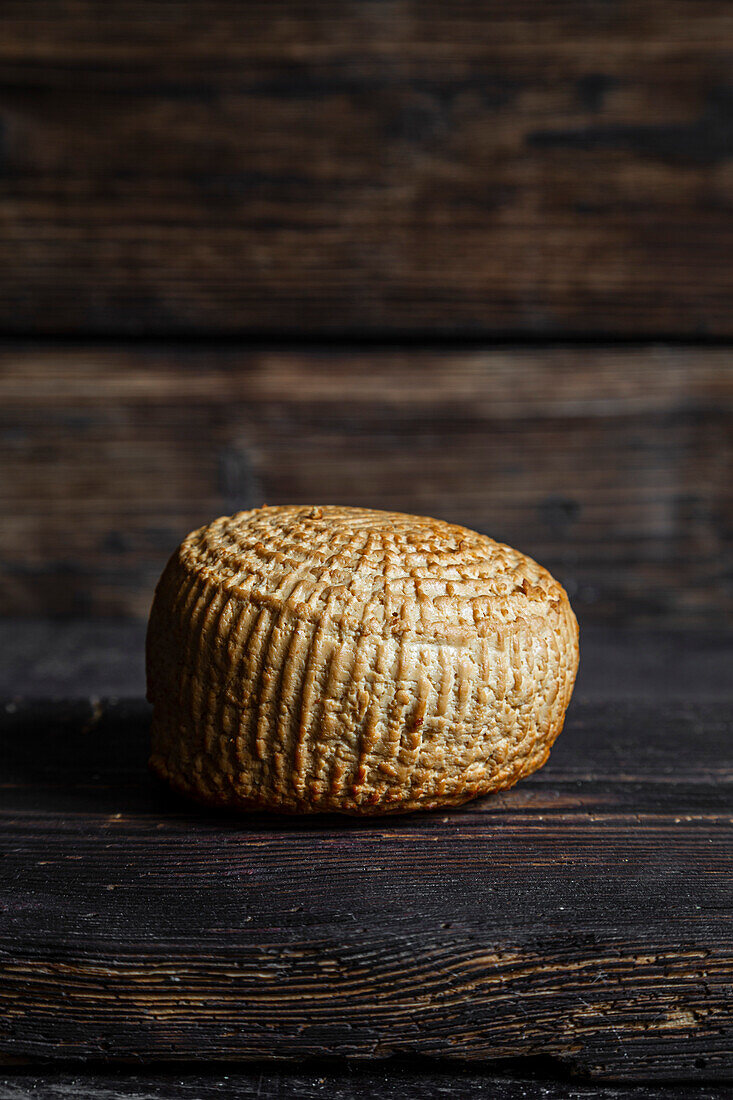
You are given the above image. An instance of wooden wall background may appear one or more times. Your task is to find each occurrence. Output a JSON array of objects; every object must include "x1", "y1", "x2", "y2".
[{"x1": 1, "y1": 1, "x2": 732, "y2": 627}]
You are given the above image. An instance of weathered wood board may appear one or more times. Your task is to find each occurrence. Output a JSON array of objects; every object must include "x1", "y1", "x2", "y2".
[
  {"x1": 1, "y1": 1065, "x2": 732, "y2": 1099},
  {"x1": 1, "y1": 697, "x2": 731, "y2": 1079},
  {"x1": 1, "y1": 2, "x2": 733, "y2": 335},
  {"x1": 2, "y1": 344, "x2": 732, "y2": 624}
]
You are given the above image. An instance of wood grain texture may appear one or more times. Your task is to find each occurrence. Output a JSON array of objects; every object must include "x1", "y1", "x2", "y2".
[
  {"x1": 1, "y1": 344, "x2": 731, "y2": 625},
  {"x1": 0, "y1": 2, "x2": 733, "y2": 335},
  {"x1": 2, "y1": 1066, "x2": 733, "y2": 1099},
  {"x1": 1, "y1": 698, "x2": 731, "y2": 1079}
]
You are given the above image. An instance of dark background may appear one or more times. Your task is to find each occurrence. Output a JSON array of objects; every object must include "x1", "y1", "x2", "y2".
[
  {"x1": 2, "y1": 7, "x2": 733, "y2": 1093},
  {"x1": 1, "y1": 1, "x2": 732, "y2": 691}
]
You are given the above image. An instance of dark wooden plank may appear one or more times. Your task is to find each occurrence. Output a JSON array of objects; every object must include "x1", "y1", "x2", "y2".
[
  {"x1": 0, "y1": 699, "x2": 731, "y2": 1078},
  {"x1": 2, "y1": 344, "x2": 732, "y2": 624},
  {"x1": 0, "y1": 620, "x2": 148, "y2": 698},
  {"x1": 0, "y1": 2, "x2": 733, "y2": 335},
  {"x1": 1, "y1": 1065, "x2": 732, "y2": 1100}
]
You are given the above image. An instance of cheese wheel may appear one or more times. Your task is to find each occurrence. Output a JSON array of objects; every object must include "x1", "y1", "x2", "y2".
[{"x1": 147, "y1": 505, "x2": 579, "y2": 814}]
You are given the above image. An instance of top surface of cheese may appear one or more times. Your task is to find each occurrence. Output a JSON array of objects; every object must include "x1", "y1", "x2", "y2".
[{"x1": 177, "y1": 505, "x2": 564, "y2": 640}]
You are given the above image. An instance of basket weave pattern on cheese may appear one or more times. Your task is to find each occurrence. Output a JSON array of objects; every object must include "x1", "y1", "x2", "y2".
[{"x1": 147, "y1": 506, "x2": 579, "y2": 814}]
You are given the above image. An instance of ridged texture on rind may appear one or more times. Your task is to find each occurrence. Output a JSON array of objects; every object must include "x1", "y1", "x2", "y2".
[{"x1": 147, "y1": 506, "x2": 579, "y2": 814}]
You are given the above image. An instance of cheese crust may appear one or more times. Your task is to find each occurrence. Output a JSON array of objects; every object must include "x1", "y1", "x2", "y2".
[{"x1": 147, "y1": 505, "x2": 579, "y2": 814}]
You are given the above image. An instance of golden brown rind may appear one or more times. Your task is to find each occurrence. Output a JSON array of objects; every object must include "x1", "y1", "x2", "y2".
[{"x1": 147, "y1": 505, "x2": 579, "y2": 815}]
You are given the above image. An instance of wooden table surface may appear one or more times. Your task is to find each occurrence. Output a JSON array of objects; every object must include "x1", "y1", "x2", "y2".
[
  {"x1": 1, "y1": 1065, "x2": 733, "y2": 1100},
  {"x1": 1, "y1": 628, "x2": 731, "y2": 1094}
]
